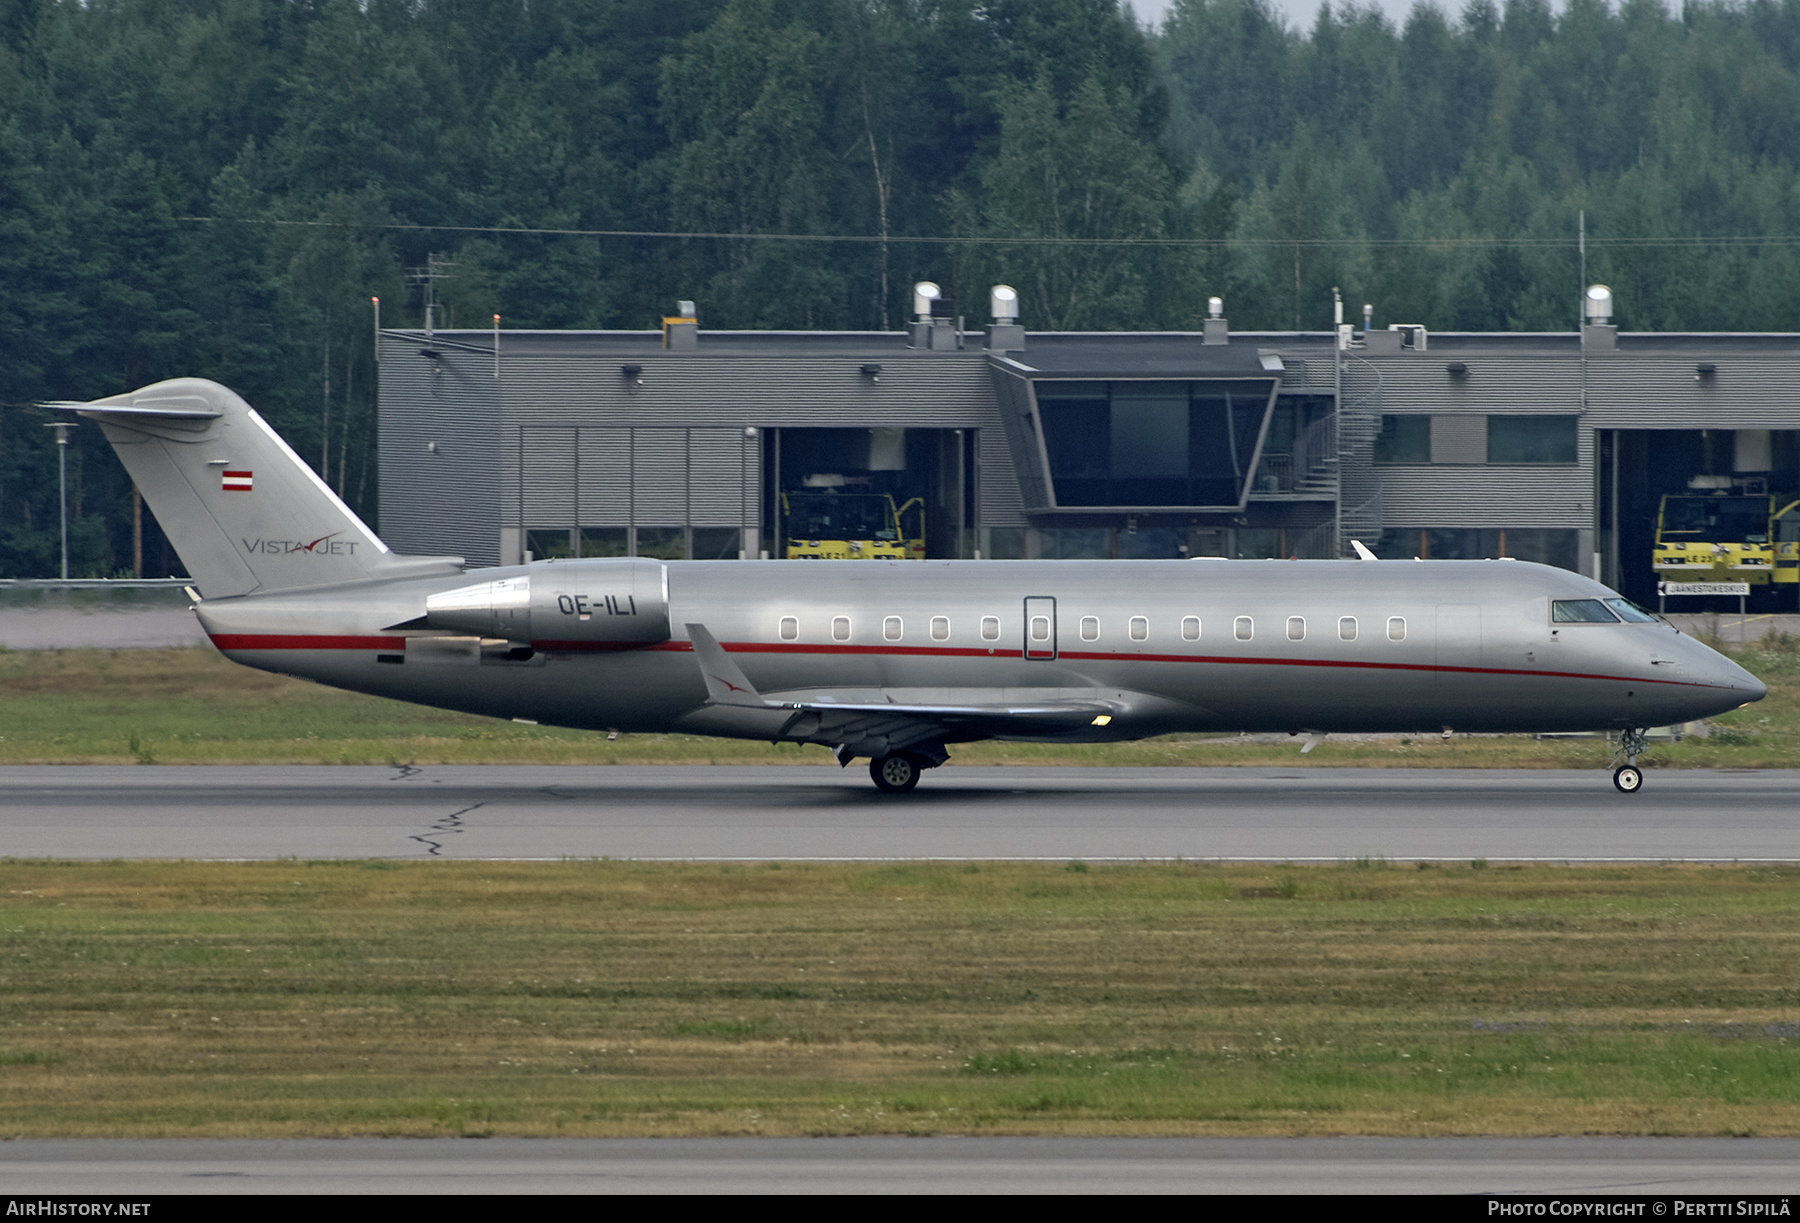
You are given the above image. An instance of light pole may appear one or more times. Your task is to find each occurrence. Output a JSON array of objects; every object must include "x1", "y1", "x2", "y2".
[{"x1": 44, "y1": 422, "x2": 72, "y2": 579}]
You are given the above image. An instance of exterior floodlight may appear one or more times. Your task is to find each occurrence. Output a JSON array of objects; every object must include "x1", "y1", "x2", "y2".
[
  {"x1": 677, "y1": 300, "x2": 696, "y2": 319},
  {"x1": 1207, "y1": 296, "x2": 1224, "y2": 319},
  {"x1": 1584, "y1": 285, "x2": 1613, "y2": 322},
  {"x1": 913, "y1": 282, "x2": 941, "y2": 321},
  {"x1": 990, "y1": 285, "x2": 1019, "y2": 322}
]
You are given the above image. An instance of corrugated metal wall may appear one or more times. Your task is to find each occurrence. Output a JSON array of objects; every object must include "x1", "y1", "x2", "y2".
[
  {"x1": 380, "y1": 334, "x2": 1031, "y2": 562},
  {"x1": 378, "y1": 331, "x2": 1800, "y2": 566},
  {"x1": 377, "y1": 341, "x2": 503, "y2": 564}
]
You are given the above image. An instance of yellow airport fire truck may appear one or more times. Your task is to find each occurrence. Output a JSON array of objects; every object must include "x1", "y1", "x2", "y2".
[
  {"x1": 782, "y1": 490, "x2": 926, "y2": 560},
  {"x1": 1653, "y1": 488, "x2": 1800, "y2": 598}
]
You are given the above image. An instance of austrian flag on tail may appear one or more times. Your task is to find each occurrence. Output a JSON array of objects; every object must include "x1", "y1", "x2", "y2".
[{"x1": 221, "y1": 470, "x2": 253, "y2": 492}]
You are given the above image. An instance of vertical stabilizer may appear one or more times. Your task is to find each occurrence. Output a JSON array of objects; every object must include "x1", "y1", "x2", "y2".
[{"x1": 67, "y1": 378, "x2": 462, "y2": 597}]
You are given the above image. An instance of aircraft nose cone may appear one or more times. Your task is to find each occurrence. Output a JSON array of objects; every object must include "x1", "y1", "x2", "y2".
[{"x1": 1730, "y1": 661, "x2": 1768, "y2": 703}]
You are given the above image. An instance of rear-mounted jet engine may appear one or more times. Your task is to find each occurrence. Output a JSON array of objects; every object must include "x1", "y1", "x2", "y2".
[{"x1": 419, "y1": 559, "x2": 670, "y2": 649}]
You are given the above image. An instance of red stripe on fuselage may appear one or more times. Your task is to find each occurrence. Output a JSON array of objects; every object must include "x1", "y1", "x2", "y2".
[
  {"x1": 208, "y1": 634, "x2": 1726, "y2": 690},
  {"x1": 648, "y1": 639, "x2": 1721, "y2": 689},
  {"x1": 210, "y1": 634, "x2": 406, "y2": 650}
]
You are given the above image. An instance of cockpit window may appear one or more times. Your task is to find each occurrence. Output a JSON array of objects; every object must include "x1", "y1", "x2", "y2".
[
  {"x1": 1604, "y1": 598, "x2": 1657, "y2": 623},
  {"x1": 1552, "y1": 598, "x2": 1620, "y2": 623}
]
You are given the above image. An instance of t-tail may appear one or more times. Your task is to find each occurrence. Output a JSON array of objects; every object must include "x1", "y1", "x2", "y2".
[{"x1": 62, "y1": 378, "x2": 462, "y2": 597}]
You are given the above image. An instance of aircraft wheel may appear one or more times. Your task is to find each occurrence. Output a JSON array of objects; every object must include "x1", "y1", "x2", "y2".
[
  {"x1": 870, "y1": 753, "x2": 922, "y2": 794},
  {"x1": 1612, "y1": 765, "x2": 1644, "y2": 794}
]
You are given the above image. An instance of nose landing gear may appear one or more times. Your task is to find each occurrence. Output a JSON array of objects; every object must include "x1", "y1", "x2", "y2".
[{"x1": 1611, "y1": 728, "x2": 1649, "y2": 794}]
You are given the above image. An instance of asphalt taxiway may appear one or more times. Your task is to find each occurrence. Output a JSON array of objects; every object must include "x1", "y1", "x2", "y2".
[{"x1": 0, "y1": 764, "x2": 1794, "y2": 861}]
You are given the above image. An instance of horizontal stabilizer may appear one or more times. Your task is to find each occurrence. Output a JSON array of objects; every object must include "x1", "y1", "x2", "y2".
[{"x1": 62, "y1": 378, "x2": 462, "y2": 598}]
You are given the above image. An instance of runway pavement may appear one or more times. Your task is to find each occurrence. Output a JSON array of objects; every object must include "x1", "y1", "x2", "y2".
[
  {"x1": 0, "y1": 764, "x2": 1795, "y2": 861},
  {"x1": 0, "y1": 1136, "x2": 1795, "y2": 1194}
]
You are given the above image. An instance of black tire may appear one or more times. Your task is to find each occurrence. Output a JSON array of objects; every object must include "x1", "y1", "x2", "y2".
[
  {"x1": 870, "y1": 753, "x2": 922, "y2": 794},
  {"x1": 1612, "y1": 765, "x2": 1644, "y2": 794}
]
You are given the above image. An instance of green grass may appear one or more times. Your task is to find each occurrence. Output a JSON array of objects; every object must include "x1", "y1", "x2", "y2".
[
  {"x1": 0, "y1": 643, "x2": 1795, "y2": 767},
  {"x1": 0, "y1": 860, "x2": 1796, "y2": 1137}
]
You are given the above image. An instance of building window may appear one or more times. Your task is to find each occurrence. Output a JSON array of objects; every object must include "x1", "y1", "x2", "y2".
[
  {"x1": 1286, "y1": 616, "x2": 1305, "y2": 641},
  {"x1": 578, "y1": 527, "x2": 629, "y2": 558},
  {"x1": 1128, "y1": 616, "x2": 1148, "y2": 641},
  {"x1": 1375, "y1": 528, "x2": 1580, "y2": 572},
  {"x1": 691, "y1": 527, "x2": 742, "y2": 560},
  {"x1": 1234, "y1": 616, "x2": 1253, "y2": 641},
  {"x1": 980, "y1": 616, "x2": 1000, "y2": 641},
  {"x1": 931, "y1": 616, "x2": 950, "y2": 641},
  {"x1": 778, "y1": 616, "x2": 798, "y2": 641},
  {"x1": 1373, "y1": 415, "x2": 1431, "y2": 464},
  {"x1": 635, "y1": 526, "x2": 688, "y2": 559},
  {"x1": 1338, "y1": 616, "x2": 1357, "y2": 641},
  {"x1": 526, "y1": 528, "x2": 575, "y2": 560},
  {"x1": 884, "y1": 616, "x2": 903, "y2": 641},
  {"x1": 1488, "y1": 415, "x2": 1578, "y2": 463},
  {"x1": 1387, "y1": 616, "x2": 1407, "y2": 642},
  {"x1": 1034, "y1": 379, "x2": 1276, "y2": 508},
  {"x1": 1181, "y1": 616, "x2": 1201, "y2": 641},
  {"x1": 832, "y1": 616, "x2": 851, "y2": 641},
  {"x1": 1080, "y1": 616, "x2": 1099, "y2": 641}
]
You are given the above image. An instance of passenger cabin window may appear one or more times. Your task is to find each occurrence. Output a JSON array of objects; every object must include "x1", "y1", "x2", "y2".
[
  {"x1": 981, "y1": 616, "x2": 1000, "y2": 641},
  {"x1": 832, "y1": 616, "x2": 851, "y2": 641},
  {"x1": 1552, "y1": 599, "x2": 1619, "y2": 623},
  {"x1": 1338, "y1": 616, "x2": 1357, "y2": 641},
  {"x1": 1181, "y1": 616, "x2": 1201, "y2": 641},
  {"x1": 1387, "y1": 616, "x2": 1407, "y2": 642},
  {"x1": 1128, "y1": 616, "x2": 1148, "y2": 641},
  {"x1": 1030, "y1": 615, "x2": 1051, "y2": 642},
  {"x1": 1080, "y1": 616, "x2": 1099, "y2": 641},
  {"x1": 931, "y1": 616, "x2": 950, "y2": 641},
  {"x1": 883, "y1": 616, "x2": 903, "y2": 641},
  {"x1": 1286, "y1": 616, "x2": 1305, "y2": 641},
  {"x1": 778, "y1": 616, "x2": 798, "y2": 641},
  {"x1": 1234, "y1": 616, "x2": 1253, "y2": 642}
]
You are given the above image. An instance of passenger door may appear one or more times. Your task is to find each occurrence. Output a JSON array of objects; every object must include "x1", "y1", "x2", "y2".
[
  {"x1": 1435, "y1": 603, "x2": 1483, "y2": 682},
  {"x1": 1024, "y1": 596, "x2": 1057, "y2": 660}
]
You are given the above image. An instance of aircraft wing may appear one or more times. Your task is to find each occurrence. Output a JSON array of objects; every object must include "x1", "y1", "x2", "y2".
[{"x1": 684, "y1": 623, "x2": 1117, "y2": 747}]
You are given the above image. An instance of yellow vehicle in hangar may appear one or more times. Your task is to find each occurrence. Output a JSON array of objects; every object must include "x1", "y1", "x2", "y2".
[
  {"x1": 1653, "y1": 490, "x2": 1800, "y2": 593},
  {"x1": 782, "y1": 490, "x2": 926, "y2": 560}
]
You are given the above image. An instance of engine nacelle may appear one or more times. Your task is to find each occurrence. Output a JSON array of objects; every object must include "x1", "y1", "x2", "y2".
[{"x1": 422, "y1": 559, "x2": 670, "y2": 647}]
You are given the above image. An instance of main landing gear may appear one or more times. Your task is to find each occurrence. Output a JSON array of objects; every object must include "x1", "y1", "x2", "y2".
[
  {"x1": 870, "y1": 753, "x2": 925, "y2": 794},
  {"x1": 1612, "y1": 727, "x2": 1649, "y2": 794}
]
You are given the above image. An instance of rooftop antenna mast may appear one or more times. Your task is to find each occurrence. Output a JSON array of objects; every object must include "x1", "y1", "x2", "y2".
[{"x1": 408, "y1": 252, "x2": 455, "y2": 338}]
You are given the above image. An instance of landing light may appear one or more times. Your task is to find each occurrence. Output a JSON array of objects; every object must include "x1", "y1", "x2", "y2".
[{"x1": 1091, "y1": 715, "x2": 1112, "y2": 726}]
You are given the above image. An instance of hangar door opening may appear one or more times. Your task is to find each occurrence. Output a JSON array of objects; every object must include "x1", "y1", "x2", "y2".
[
  {"x1": 1600, "y1": 429, "x2": 1800, "y2": 610},
  {"x1": 765, "y1": 427, "x2": 973, "y2": 560}
]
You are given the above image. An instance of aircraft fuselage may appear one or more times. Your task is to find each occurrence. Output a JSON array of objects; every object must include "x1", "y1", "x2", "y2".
[{"x1": 196, "y1": 557, "x2": 1763, "y2": 743}]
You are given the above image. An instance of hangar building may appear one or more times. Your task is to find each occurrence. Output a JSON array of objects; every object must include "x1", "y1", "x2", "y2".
[{"x1": 377, "y1": 298, "x2": 1800, "y2": 609}]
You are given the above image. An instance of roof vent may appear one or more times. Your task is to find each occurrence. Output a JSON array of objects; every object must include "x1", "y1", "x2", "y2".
[
  {"x1": 1203, "y1": 297, "x2": 1228, "y2": 346},
  {"x1": 990, "y1": 285, "x2": 1018, "y2": 322},
  {"x1": 1584, "y1": 285, "x2": 1613, "y2": 322},
  {"x1": 913, "y1": 282, "x2": 941, "y2": 321}
]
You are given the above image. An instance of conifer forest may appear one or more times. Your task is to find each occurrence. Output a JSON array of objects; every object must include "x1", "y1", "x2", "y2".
[{"x1": 4, "y1": 0, "x2": 1800, "y2": 574}]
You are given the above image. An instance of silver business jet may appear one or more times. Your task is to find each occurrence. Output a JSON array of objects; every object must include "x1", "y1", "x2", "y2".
[{"x1": 68, "y1": 379, "x2": 1764, "y2": 794}]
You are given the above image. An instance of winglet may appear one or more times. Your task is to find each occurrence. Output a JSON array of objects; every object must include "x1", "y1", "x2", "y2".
[
  {"x1": 1350, "y1": 539, "x2": 1378, "y2": 561},
  {"x1": 685, "y1": 624, "x2": 768, "y2": 708}
]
